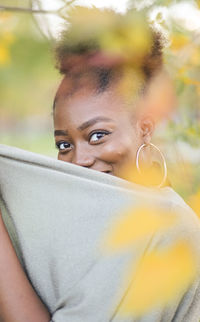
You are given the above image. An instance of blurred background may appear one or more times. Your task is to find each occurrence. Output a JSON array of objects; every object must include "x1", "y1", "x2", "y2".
[{"x1": 0, "y1": 0, "x2": 200, "y2": 211}]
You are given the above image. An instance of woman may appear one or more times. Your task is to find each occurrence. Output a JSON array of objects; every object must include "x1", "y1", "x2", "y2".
[
  {"x1": 53, "y1": 7, "x2": 174, "y2": 185},
  {"x1": 0, "y1": 7, "x2": 200, "y2": 322}
]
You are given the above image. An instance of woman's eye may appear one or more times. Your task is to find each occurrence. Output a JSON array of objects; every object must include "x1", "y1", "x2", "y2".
[
  {"x1": 89, "y1": 131, "x2": 110, "y2": 143},
  {"x1": 56, "y1": 141, "x2": 72, "y2": 152}
]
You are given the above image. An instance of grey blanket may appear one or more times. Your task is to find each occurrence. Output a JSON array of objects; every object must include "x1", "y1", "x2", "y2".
[{"x1": 0, "y1": 144, "x2": 200, "y2": 322}]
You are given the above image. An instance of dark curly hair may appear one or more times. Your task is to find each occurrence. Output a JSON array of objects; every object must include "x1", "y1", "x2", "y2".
[{"x1": 53, "y1": 7, "x2": 165, "y2": 108}]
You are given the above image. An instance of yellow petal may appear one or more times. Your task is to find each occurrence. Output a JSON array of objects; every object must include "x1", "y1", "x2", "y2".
[
  {"x1": 196, "y1": 0, "x2": 200, "y2": 9},
  {"x1": 0, "y1": 44, "x2": 10, "y2": 65},
  {"x1": 118, "y1": 161, "x2": 166, "y2": 188},
  {"x1": 187, "y1": 190, "x2": 200, "y2": 218},
  {"x1": 101, "y1": 206, "x2": 176, "y2": 253},
  {"x1": 118, "y1": 241, "x2": 197, "y2": 317},
  {"x1": 171, "y1": 33, "x2": 189, "y2": 51}
]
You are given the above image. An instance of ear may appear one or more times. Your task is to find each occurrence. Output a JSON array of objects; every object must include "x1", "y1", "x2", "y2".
[{"x1": 137, "y1": 115, "x2": 155, "y2": 144}]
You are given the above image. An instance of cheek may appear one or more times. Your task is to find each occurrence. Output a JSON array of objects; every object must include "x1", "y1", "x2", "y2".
[
  {"x1": 57, "y1": 152, "x2": 72, "y2": 163},
  {"x1": 57, "y1": 153, "x2": 63, "y2": 161},
  {"x1": 57, "y1": 153, "x2": 65, "y2": 162},
  {"x1": 98, "y1": 135, "x2": 137, "y2": 164}
]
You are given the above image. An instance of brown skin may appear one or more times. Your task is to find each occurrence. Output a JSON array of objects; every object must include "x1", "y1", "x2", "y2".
[
  {"x1": 0, "y1": 210, "x2": 51, "y2": 322},
  {"x1": 54, "y1": 76, "x2": 154, "y2": 177}
]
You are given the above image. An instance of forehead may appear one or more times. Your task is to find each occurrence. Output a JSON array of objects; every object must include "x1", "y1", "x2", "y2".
[{"x1": 54, "y1": 76, "x2": 131, "y2": 125}]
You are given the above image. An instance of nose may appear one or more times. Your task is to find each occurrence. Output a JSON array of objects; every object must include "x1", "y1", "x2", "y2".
[{"x1": 72, "y1": 144, "x2": 95, "y2": 168}]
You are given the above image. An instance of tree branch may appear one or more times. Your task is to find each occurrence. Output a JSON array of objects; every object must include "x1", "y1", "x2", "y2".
[{"x1": 0, "y1": 5, "x2": 57, "y2": 14}]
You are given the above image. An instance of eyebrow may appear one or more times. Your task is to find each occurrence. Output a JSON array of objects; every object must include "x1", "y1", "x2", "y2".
[
  {"x1": 54, "y1": 116, "x2": 113, "y2": 137},
  {"x1": 77, "y1": 116, "x2": 113, "y2": 131},
  {"x1": 54, "y1": 129, "x2": 68, "y2": 137}
]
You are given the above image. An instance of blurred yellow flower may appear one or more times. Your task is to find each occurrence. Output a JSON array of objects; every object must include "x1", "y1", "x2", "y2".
[
  {"x1": 100, "y1": 201, "x2": 197, "y2": 316},
  {"x1": 0, "y1": 14, "x2": 15, "y2": 66},
  {"x1": 66, "y1": 6, "x2": 115, "y2": 46},
  {"x1": 101, "y1": 206, "x2": 176, "y2": 253},
  {"x1": 117, "y1": 161, "x2": 165, "y2": 187},
  {"x1": 182, "y1": 76, "x2": 200, "y2": 86},
  {"x1": 66, "y1": 7, "x2": 152, "y2": 69},
  {"x1": 190, "y1": 48, "x2": 200, "y2": 65},
  {"x1": 116, "y1": 67, "x2": 144, "y2": 104},
  {"x1": 171, "y1": 33, "x2": 189, "y2": 51},
  {"x1": 187, "y1": 190, "x2": 200, "y2": 218},
  {"x1": 0, "y1": 44, "x2": 10, "y2": 65},
  {"x1": 196, "y1": 0, "x2": 200, "y2": 9},
  {"x1": 118, "y1": 241, "x2": 197, "y2": 317},
  {"x1": 99, "y1": 11, "x2": 152, "y2": 62}
]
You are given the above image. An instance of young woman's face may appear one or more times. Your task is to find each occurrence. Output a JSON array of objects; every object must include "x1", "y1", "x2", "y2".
[{"x1": 53, "y1": 77, "x2": 151, "y2": 177}]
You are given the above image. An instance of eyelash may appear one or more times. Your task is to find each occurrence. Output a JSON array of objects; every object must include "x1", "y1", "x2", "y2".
[
  {"x1": 55, "y1": 141, "x2": 72, "y2": 154},
  {"x1": 89, "y1": 130, "x2": 111, "y2": 143},
  {"x1": 56, "y1": 130, "x2": 111, "y2": 153}
]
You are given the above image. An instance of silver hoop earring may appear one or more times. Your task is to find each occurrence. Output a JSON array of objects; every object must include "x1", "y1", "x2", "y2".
[{"x1": 136, "y1": 143, "x2": 167, "y2": 188}]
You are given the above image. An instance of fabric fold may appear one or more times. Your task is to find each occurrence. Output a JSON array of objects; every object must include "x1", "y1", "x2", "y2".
[{"x1": 0, "y1": 144, "x2": 200, "y2": 322}]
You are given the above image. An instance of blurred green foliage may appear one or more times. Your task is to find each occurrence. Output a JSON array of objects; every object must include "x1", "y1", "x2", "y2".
[{"x1": 0, "y1": 6, "x2": 60, "y2": 157}]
